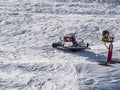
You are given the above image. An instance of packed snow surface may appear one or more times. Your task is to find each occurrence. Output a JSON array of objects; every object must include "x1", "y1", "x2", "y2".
[{"x1": 0, "y1": 1, "x2": 120, "y2": 90}]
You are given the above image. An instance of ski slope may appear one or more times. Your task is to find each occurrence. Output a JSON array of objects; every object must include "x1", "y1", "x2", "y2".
[{"x1": 0, "y1": 1, "x2": 120, "y2": 90}]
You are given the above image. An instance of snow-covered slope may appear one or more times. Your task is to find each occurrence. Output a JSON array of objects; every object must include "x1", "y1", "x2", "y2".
[
  {"x1": 0, "y1": 1, "x2": 120, "y2": 90},
  {"x1": 1, "y1": 0, "x2": 120, "y2": 15}
]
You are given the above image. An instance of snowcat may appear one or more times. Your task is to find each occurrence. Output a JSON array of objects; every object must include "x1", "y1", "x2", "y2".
[{"x1": 52, "y1": 33, "x2": 89, "y2": 52}]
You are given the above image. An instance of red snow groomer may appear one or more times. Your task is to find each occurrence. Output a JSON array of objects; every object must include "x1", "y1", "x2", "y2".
[{"x1": 52, "y1": 33, "x2": 89, "y2": 52}]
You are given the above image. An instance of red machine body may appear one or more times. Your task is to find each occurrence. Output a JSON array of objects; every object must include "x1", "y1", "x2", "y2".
[{"x1": 52, "y1": 33, "x2": 89, "y2": 52}]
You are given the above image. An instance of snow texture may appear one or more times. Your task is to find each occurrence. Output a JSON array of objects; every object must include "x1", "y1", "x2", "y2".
[{"x1": 0, "y1": 0, "x2": 120, "y2": 90}]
